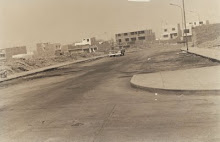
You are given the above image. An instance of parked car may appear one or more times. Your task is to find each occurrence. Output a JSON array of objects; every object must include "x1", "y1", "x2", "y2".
[
  {"x1": 108, "y1": 49, "x2": 125, "y2": 57},
  {"x1": 121, "y1": 48, "x2": 125, "y2": 56},
  {"x1": 108, "y1": 50, "x2": 121, "y2": 57}
]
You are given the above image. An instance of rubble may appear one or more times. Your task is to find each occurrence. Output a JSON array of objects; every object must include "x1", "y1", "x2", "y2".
[{"x1": 2, "y1": 52, "x2": 104, "y2": 76}]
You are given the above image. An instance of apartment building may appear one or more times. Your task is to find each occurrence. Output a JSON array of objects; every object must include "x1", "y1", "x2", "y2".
[{"x1": 115, "y1": 29, "x2": 156, "y2": 44}]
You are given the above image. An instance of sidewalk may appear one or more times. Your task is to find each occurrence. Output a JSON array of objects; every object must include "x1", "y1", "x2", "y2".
[
  {"x1": 0, "y1": 55, "x2": 107, "y2": 83},
  {"x1": 181, "y1": 47, "x2": 220, "y2": 62},
  {"x1": 131, "y1": 66, "x2": 220, "y2": 91},
  {"x1": 131, "y1": 47, "x2": 220, "y2": 91}
]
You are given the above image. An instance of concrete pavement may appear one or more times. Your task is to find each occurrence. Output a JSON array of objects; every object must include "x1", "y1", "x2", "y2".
[
  {"x1": 181, "y1": 47, "x2": 220, "y2": 62},
  {"x1": 0, "y1": 55, "x2": 107, "y2": 83},
  {"x1": 131, "y1": 47, "x2": 220, "y2": 91},
  {"x1": 131, "y1": 65, "x2": 220, "y2": 91}
]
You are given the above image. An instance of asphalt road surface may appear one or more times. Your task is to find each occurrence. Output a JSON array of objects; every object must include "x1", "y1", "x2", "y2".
[{"x1": 0, "y1": 47, "x2": 220, "y2": 142}]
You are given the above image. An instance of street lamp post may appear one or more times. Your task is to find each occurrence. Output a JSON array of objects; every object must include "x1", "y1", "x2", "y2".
[
  {"x1": 170, "y1": 3, "x2": 184, "y2": 33},
  {"x1": 170, "y1": 1, "x2": 188, "y2": 51},
  {"x1": 182, "y1": 0, "x2": 188, "y2": 51}
]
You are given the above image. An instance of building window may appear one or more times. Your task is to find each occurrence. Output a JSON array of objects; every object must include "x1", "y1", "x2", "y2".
[
  {"x1": 125, "y1": 38, "x2": 129, "y2": 42},
  {"x1": 118, "y1": 39, "x2": 122, "y2": 42},
  {"x1": 87, "y1": 39, "x2": 90, "y2": 42},
  {"x1": 184, "y1": 29, "x2": 190, "y2": 33},
  {"x1": 124, "y1": 33, "x2": 128, "y2": 36},
  {"x1": 164, "y1": 29, "x2": 167, "y2": 32},
  {"x1": 135, "y1": 32, "x2": 137, "y2": 34},
  {"x1": 0, "y1": 54, "x2": 5, "y2": 58},
  {"x1": 199, "y1": 21, "x2": 203, "y2": 24},
  {"x1": 172, "y1": 28, "x2": 175, "y2": 31},
  {"x1": 130, "y1": 32, "x2": 135, "y2": 35},
  {"x1": 131, "y1": 37, "x2": 136, "y2": 41},
  {"x1": 138, "y1": 31, "x2": 145, "y2": 34},
  {"x1": 138, "y1": 36, "x2": 145, "y2": 40},
  {"x1": 118, "y1": 34, "x2": 121, "y2": 37},
  {"x1": 173, "y1": 33, "x2": 178, "y2": 36},
  {"x1": 163, "y1": 35, "x2": 169, "y2": 38},
  {"x1": 194, "y1": 22, "x2": 196, "y2": 25}
]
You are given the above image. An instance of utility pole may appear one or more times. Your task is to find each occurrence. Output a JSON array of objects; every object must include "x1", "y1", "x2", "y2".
[
  {"x1": 170, "y1": 3, "x2": 184, "y2": 34},
  {"x1": 182, "y1": 0, "x2": 188, "y2": 51}
]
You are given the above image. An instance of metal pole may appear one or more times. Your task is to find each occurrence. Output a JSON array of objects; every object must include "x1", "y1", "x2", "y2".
[
  {"x1": 170, "y1": 4, "x2": 184, "y2": 35},
  {"x1": 182, "y1": 0, "x2": 188, "y2": 51}
]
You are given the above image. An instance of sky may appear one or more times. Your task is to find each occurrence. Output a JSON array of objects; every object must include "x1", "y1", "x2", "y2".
[{"x1": 0, "y1": 0, "x2": 219, "y2": 50}]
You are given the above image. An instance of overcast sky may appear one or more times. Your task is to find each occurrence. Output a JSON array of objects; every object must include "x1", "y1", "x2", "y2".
[{"x1": 0, "y1": 0, "x2": 219, "y2": 50}]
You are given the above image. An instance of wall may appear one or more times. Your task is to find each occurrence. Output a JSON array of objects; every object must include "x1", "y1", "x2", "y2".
[
  {"x1": 36, "y1": 43, "x2": 61, "y2": 57},
  {"x1": 0, "y1": 46, "x2": 27, "y2": 60}
]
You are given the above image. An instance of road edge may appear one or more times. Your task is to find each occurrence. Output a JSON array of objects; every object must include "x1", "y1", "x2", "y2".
[{"x1": 0, "y1": 55, "x2": 108, "y2": 83}]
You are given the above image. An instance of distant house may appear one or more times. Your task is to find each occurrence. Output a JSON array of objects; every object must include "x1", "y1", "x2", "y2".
[
  {"x1": 0, "y1": 46, "x2": 27, "y2": 60},
  {"x1": 75, "y1": 37, "x2": 96, "y2": 46},
  {"x1": 36, "y1": 43, "x2": 61, "y2": 57},
  {"x1": 188, "y1": 20, "x2": 209, "y2": 28},
  {"x1": 161, "y1": 24, "x2": 182, "y2": 41}
]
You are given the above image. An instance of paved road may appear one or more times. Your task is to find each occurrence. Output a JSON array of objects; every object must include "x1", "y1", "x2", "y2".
[{"x1": 0, "y1": 47, "x2": 220, "y2": 142}]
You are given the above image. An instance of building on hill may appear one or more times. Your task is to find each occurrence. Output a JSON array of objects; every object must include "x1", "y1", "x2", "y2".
[
  {"x1": 188, "y1": 20, "x2": 209, "y2": 28},
  {"x1": 115, "y1": 29, "x2": 156, "y2": 45},
  {"x1": 183, "y1": 20, "x2": 209, "y2": 42}
]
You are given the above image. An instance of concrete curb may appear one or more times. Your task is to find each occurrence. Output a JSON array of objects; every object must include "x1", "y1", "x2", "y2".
[
  {"x1": 181, "y1": 48, "x2": 220, "y2": 63},
  {"x1": 130, "y1": 64, "x2": 220, "y2": 93},
  {"x1": 130, "y1": 78, "x2": 220, "y2": 94},
  {"x1": 0, "y1": 55, "x2": 108, "y2": 83}
]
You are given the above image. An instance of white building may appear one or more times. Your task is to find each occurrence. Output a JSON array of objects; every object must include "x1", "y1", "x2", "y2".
[
  {"x1": 75, "y1": 37, "x2": 96, "y2": 46},
  {"x1": 188, "y1": 20, "x2": 208, "y2": 28},
  {"x1": 182, "y1": 20, "x2": 209, "y2": 39},
  {"x1": 161, "y1": 24, "x2": 181, "y2": 40}
]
